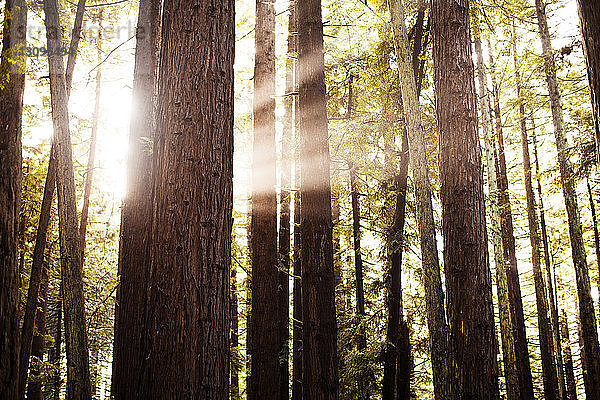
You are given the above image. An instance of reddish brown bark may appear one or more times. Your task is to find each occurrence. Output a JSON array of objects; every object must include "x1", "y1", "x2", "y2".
[
  {"x1": 297, "y1": 0, "x2": 339, "y2": 398},
  {"x1": 0, "y1": 0, "x2": 26, "y2": 397},
  {"x1": 137, "y1": 0, "x2": 234, "y2": 397},
  {"x1": 111, "y1": 0, "x2": 160, "y2": 398},
  {"x1": 431, "y1": 0, "x2": 498, "y2": 397}
]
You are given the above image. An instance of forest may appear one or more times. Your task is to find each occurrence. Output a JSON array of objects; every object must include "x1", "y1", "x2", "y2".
[{"x1": 1, "y1": 0, "x2": 600, "y2": 399}]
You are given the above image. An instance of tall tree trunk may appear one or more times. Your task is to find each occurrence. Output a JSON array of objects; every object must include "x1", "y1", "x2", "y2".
[
  {"x1": 389, "y1": 0, "x2": 449, "y2": 398},
  {"x1": 289, "y1": 3, "x2": 303, "y2": 399},
  {"x1": 0, "y1": 0, "x2": 26, "y2": 398},
  {"x1": 382, "y1": 8, "x2": 428, "y2": 399},
  {"x1": 512, "y1": 24, "x2": 559, "y2": 400},
  {"x1": 488, "y1": 41, "x2": 535, "y2": 400},
  {"x1": 586, "y1": 178, "x2": 600, "y2": 301},
  {"x1": 110, "y1": 0, "x2": 160, "y2": 398},
  {"x1": 78, "y1": 11, "x2": 102, "y2": 256},
  {"x1": 535, "y1": 1, "x2": 600, "y2": 396},
  {"x1": 575, "y1": 0, "x2": 600, "y2": 161},
  {"x1": 431, "y1": 0, "x2": 498, "y2": 398},
  {"x1": 249, "y1": 0, "x2": 281, "y2": 397},
  {"x1": 297, "y1": 0, "x2": 339, "y2": 398},
  {"x1": 349, "y1": 162, "x2": 365, "y2": 346},
  {"x1": 137, "y1": 0, "x2": 234, "y2": 398},
  {"x1": 43, "y1": 0, "x2": 93, "y2": 397},
  {"x1": 279, "y1": 0, "x2": 295, "y2": 396},
  {"x1": 475, "y1": 32, "x2": 520, "y2": 400},
  {"x1": 20, "y1": 2, "x2": 87, "y2": 397},
  {"x1": 561, "y1": 313, "x2": 578, "y2": 400},
  {"x1": 26, "y1": 261, "x2": 49, "y2": 400},
  {"x1": 348, "y1": 160, "x2": 367, "y2": 398},
  {"x1": 382, "y1": 123, "x2": 409, "y2": 400},
  {"x1": 531, "y1": 119, "x2": 567, "y2": 399}
]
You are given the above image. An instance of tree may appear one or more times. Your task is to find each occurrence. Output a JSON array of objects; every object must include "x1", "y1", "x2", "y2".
[
  {"x1": 560, "y1": 313, "x2": 578, "y2": 400},
  {"x1": 249, "y1": 0, "x2": 284, "y2": 397},
  {"x1": 575, "y1": 0, "x2": 600, "y2": 161},
  {"x1": 431, "y1": 0, "x2": 498, "y2": 397},
  {"x1": 476, "y1": 33, "x2": 520, "y2": 400},
  {"x1": 388, "y1": 0, "x2": 448, "y2": 398},
  {"x1": 42, "y1": 0, "x2": 93, "y2": 396},
  {"x1": 531, "y1": 119, "x2": 567, "y2": 398},
  {"x1": 0, "y1": 0, "x2": 27, "y2": 397},
  {"x1": 19, "y1": 1, "x2": 87, "y2": 396},
  {"x1": 111, "y1": 0, "x2": 160, "y2": 398},
  {"x1": 136, "y1": 0, "x2": 234, "y2": 397},
  {"x1": 487, "y1": 38, "x2": 534, "y2": 400},
  {"x1": 534, "y1": 1, "x2": 600, "y2": 396},
  {"x1": 511, "y1": 23, "x2": 559, "y2": 399},
  {"x1": 297, "y1": 0, "x2": 339, "y2": 398}
]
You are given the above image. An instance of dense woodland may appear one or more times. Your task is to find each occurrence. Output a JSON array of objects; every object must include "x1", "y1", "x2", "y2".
[{"x1": 1, "y1": 0, "x2": 600, "y2": 398}]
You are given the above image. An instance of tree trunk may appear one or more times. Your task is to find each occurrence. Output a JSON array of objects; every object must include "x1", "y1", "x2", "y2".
[
  {"x1": 110, "y1": 0, "x2": 160, "y2": 398},
  {"x1": 137, "y1": 0, "x2": 234, "y2": 397},
  {"x1": 249, "y1": 0, "x2": 281, "y2": 397},
  {"x1": 65, "y1": 0, "x2": 87, "y2": 96},
  {"x1": 535, "y1": 1, "x2": 600, "y2": 397},
  {"x1": 78, "y1": 11, "x2": 102, "y2": 256},
  {"x1": 431, "y1": 0, "x2": 498, "y2": 397},
  {"x1": 349, "y1": 162, "x2": 365, "y2": 345},
  {"x1": 488, "y1": 41, "x2": 535, "y2": 400},
  {"x1": 20, "y1": 2, "x2": 87, "y2": 397},
  {"x1": 279, "y1": 1, "x2": 295, "y2": 396},
  {"x1": 476, "y1": 33, "x2": 520, "y2": 400},
  {"x1": 26, "y1": 261, "x2": 49, "y2": 400},
  {"x1": 0, "y1": 0, "x2": 26, "y2": 397},
  {"x1": 389, "y1": 0, "x2": 449, "y2": 398},
  {"x1": 289, "y1": 3, "x2": 303, "y2": 399},
  {"x1": 512, "y1": 24, "x2": 559, "y2": 400},
  {"x1": 43, "y1": 0, "x2": 93, "y2": 397},
  {"x1": 531, "y1": 119, "x2": 567, "y2": 399},
  {"x1": 297, "y1": 0, "x2": 339, "y2": 398},
  {"x1": 575, "y1": 0, "x2": 600, "y2": 162},
  {"x1": 560, "y1": 313, "x2": 578, "y2": 400},
  {"x1": 586, "y1": 178, "x2": 600, "y2": 302}
]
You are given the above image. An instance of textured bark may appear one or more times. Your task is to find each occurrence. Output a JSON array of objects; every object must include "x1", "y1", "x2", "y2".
[
  {"x1": 535, "y1": 1, "x2": 600, "y2": 397},
  {"x1": 43, "y1": 0, "x2": 93, "y2": 397},
  {"x1": 531, "y1": 120, "x2": 567, "y2": 399},
  {"x1": 26, "y1": 261, "x2": 49, "y2": 400},
  {"x1": 389, "y1": 0, "x2": 449, "y2": 398},
  {"x1": 137, "y1": 0, "x2": 234, "y2": 397},
  {"x1": 477, "y1": 35, "x2": 520, "y2": 400},
  {"x1": 431, "y1": 0, "x2": 498, "y2": 398},
  {"x1": 289, "y1": 3, "x2": 303, "y2": 399},
  {"x1": 586, "y1": 178, "x2": 600, "y2": 303},
  {"x1": 111, "y1": 0, "x2": 160, "y2": 398},
  {"x1": 279, "y1": 0, "x2": 295, "y2": 396},
  {"x1": 560, "y1": 314, "x2": 578, "y2": 400},
  {"x1": 575, "y1": 0, "x2": 600, "y2": 161},
  {"x1": 297, "y1": 0, "x2": 339, "y2": 398},
  {"x1": 512, "y1": 26, "x2": 559, "y2": 400},
  {"x1": 249, "y1": 0, "x2": 281, "y2": 397},
  {"x1": 488, "y1": 42, "x2": 535, "y2": 400},
  {"x1": 0, "y1": 0, "x2": 26, "y2": 397},
  {"x1": 78, "y1": 12, "x2": 102, "y2": 256}
]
